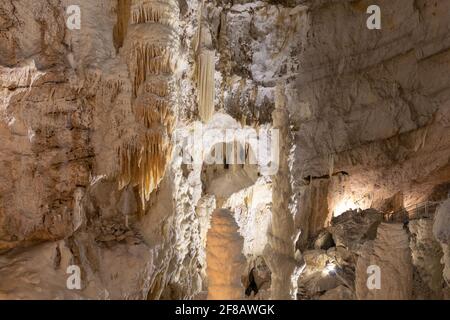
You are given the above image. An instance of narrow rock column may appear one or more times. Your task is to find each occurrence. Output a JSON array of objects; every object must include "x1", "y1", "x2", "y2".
[
  {"x1": 206, "y1": 209, "x2": 245, "y2": 300},
  {"x1": 264, "y1": 84, "x2": 304, "y2": 300}
]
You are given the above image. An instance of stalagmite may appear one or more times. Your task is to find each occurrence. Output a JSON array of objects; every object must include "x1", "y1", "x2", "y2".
[
  {"x1": 264, "y1": 84, "x2": 305, "y2": 300},
  {"x1": 118, "y1": 0, "x2": 180, "y2": 209},
  {"x1": 206, "y1": 209, "x2": 246, "y2": 300},
  {"x1": 194, "y1": 2, "x2": 215, "y2": 122}
]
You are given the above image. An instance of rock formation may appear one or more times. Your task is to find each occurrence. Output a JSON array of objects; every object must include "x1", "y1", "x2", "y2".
[
  {"x1": 118, "y1": 0, "x2": 180, "y2": 208},
  {"x1": 355, "y1": 223, "x2": 413, "y2": 300},
  {"x1": 410, "y1": 218, "x2": 444, "y2": 299},
  {"x1": 434, "y1": 199, "x2": 450, "y2": 293},
  {"x1": 194, "y1": 1, "x2": 215, "y2": 122},
  {"x1": 0, "y1": 0, "x2": 449, "y2": 301},
  {"x1": 264, "y1": 84, "x2": 304, "y2": 300},
  {"x1": 206, "y1": 208, "x2": 245, "y2": 300}
]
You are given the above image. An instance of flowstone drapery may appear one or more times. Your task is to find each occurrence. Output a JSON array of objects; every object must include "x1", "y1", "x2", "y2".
[{"x1": 118, "y1": 0, "x2": 180, "y2": 208}]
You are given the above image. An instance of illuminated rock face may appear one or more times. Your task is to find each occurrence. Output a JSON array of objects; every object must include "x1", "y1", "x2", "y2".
[
  {"x1": 206, "y1": 209, "x2": 245, "y2": 300},
  {"x1": 292, "y1": 0, "x2": 450, "y2": 240},
  {"x1": 329, "y1": 209, "x2": 383, "y2": 252},
  {"x1": 0, "y1": 0, "x2": 202, "y2": 300}
]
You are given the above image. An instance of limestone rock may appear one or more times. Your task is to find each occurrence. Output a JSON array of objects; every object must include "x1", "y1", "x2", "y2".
[
  {"x1": 1, "y1": 0, "x2": 450, "y2": 301},
  {"x1": 313, "y1": 230, "x2": 335, "y2": 250},
  {"x1": 409, "y1": 218, "x2": 444, "y2": 299},
  {"x1": 329, "y1": 209, "x2": 383, "y2": 253},
  {"x1": 298, "y1": 248, "x2": 355, "y2": 300},
  {"x1": 355, "y1": 223, "x2": 413, "y2": 300},
  {"x1": 319, "y1": 285, "x2": 355, "y2": 300},
  {"x1": 433, "y1": 199, "x2": 450, "y2": 287},
  {"x1": 206, "y1": 209, "x2": 246, "y2": 300}
]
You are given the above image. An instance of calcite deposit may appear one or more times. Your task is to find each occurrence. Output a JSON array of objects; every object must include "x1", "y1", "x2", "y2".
[{"x1": 0, "y1": 0, "x2": 449, "y2": 300}]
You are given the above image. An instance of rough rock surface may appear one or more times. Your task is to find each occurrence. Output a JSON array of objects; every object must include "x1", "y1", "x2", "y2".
[
  {"x1": 329, "y1": 209, "x2": 383, "y2": 252},
  {"x1": 356, "y1": 223, "x2": 413, "y2": 300},
  {"x1": 319, "y1": 285, "x2": 354, "y2": 300},
  {"x1": 0, "y1": 0, "x2": 205, "y2": 300},
  {"x1": 1, "y1": 0, "x2": 450, "y2": 300},
  {"x1": 294, "y1": 0, "x2": 450, "y2": 243},
  {"x1": 297, "y1": 247, "x2": 355, "y2": 300},
  {"x1": 409, "y1": 218, "x2": 444, "y2": 299},
  {"x1": 433, "y1": 199, "x2": 450, "y2": 291}
]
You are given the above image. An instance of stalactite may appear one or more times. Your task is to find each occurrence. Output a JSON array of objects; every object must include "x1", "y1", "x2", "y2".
[
  {"x1": 128, "y1": 39, "x2": 178, "y2": 97},
  {"x1": 130, "y1": 0, "x2": 179, "y2": 27},
  {"x1": 118, "y1": 0, "x2": 180, "y2": 209},
  {"x1": 328, "y1": 153, "x2": 334, "y2": 178},
  {"x1": 195, "y1": 2, "x2": 215, "y2": 122},
  {"x1": 113, "y1": 0, "x2": 132, "y2": 52},
  {"x1": 196, "y1": 50, "x2": 215, "y2": 122},
  {"x1": 264, "y1": 84, "x2": 305, "y2": 300}
]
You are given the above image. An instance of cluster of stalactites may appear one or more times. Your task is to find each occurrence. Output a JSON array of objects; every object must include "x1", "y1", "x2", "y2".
[
  {"x1": 118, "y1": 0, "x2": 180, "y2": 210},
  {"x1": 195, "y1": 4, "x2": 215, "y2": 123},
  {"x1": 130, "y1": 0, "x2": 179, "y2": 27},
  {"x1": 118, "y1": 131, "x2": 172, "y2": 207},
  {"x1": 133, "y1": 80, "x2": 175, "y2": 131},
  {"x1": 129, "y1": 42, "x2": 177, "y2": 97}
]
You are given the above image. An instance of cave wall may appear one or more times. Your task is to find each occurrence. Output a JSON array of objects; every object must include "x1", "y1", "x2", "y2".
[
  {"x1": 1, "y1": 0, "x2": 450, "y2": 300},
  {"x1": 291, "y1": 0, "x2": 450, "y2": 235},
  {"x1": 0, "y1": 0, "x2": 204, "y2": 299}
]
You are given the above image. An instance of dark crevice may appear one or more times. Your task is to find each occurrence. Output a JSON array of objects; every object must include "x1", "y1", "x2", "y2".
[
  {"x1": 245, "y1": 268, "x2": 258, "y2": 297},
  {"x1": 303, "y1": 171, "x2": 349, "y2": 183}
]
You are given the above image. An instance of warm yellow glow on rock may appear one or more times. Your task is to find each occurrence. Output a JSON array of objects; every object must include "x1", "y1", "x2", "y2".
[
  {"x1": 333, "y1": 198, "x2": 358, "y2": 217},
  {"x1": 206, "y1": 209, "x2": 245, "y2": 300}
]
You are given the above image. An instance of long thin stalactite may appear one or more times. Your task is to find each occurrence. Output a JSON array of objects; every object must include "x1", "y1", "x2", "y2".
[{"x1": 195, "y1": 1, "x2": 215, "y2": 122}]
